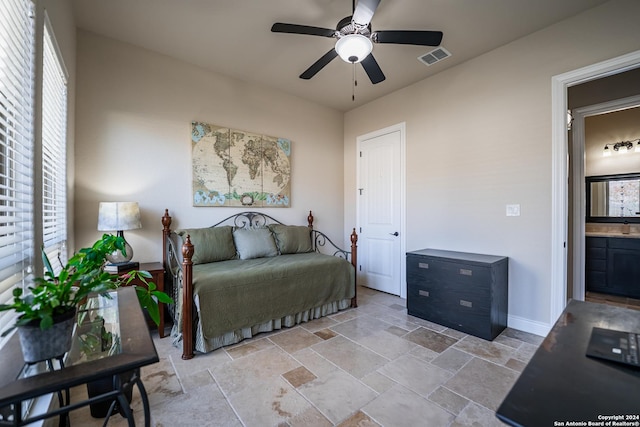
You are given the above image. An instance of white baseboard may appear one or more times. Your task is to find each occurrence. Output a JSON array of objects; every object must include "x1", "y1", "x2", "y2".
[{"x1": 507, "y1": 314, "x2": 551, "y2": 337}]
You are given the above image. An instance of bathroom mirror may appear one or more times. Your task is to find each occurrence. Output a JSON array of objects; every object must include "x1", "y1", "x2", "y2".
[{"x1": 586, "y1": 173, "x2": 640, "y2": 223}]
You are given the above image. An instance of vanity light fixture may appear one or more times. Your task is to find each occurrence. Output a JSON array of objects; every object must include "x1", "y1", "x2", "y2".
[
  {"x1": 618, "y1": 142, "x2": 629, "y2": 154},
  {"x1": 602, "y1": 139, "x2": 640, "y2": 157}
]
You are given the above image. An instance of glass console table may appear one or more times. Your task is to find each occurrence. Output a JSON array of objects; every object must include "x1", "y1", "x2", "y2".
[{"x1": 0, "y1": 287, "x2": 158, "y2": 426}]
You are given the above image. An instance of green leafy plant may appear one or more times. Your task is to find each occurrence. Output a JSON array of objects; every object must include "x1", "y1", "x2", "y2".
[{"x1": 0, "y1": 234, "x2": 172, "y2": 336}]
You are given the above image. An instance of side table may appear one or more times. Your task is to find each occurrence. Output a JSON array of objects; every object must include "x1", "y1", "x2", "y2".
[
  {"x1": 116, "y1": 262, "x2": 167, "y2": 338},
  {"x1": 0, "y1": 287, "x2": 159, "y2": 427}
]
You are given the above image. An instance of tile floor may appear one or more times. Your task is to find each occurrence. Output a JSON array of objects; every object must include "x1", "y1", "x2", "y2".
[{"x1": 69, "y1": 286, "x2": 543, "y2": 427}]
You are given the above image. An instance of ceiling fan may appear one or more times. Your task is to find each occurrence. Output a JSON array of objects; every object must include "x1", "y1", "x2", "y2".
[{"x1": 271, "y1": 0, "x2": 443, "y2": 84}]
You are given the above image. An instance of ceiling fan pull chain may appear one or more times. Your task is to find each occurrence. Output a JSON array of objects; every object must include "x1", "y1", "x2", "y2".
[{"x1": 352, "y1": 63, "x2": 357, "y2": 101}]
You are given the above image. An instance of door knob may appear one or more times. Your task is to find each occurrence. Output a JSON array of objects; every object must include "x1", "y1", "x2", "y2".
[{"x1": 390, "y1": 232, "x2": 399, "y2": 236}]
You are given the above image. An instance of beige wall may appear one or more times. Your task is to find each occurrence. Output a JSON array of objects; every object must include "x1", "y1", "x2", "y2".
[
  {"x1": 585, "y1": 106, "x2": 640, "y2": 176},
  {"x1": 74, "y1": 31, "x2": 344, "y2": 261},
  {"x1": 569, "y1": 67, "x2": 640, "y2": 109},
  {"x1": 344, "y1": 0, "x2": 640, "y2": 331}
]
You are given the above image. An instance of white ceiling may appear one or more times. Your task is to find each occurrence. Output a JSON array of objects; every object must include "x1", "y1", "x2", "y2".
[{"x1": 71, "y1": 0, "x2": 609, "y2": 112}]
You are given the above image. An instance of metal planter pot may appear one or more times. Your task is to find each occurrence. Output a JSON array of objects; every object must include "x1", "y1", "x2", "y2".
[{"x1": 17, "y1": 309, "x2": 76, "y2": 363}]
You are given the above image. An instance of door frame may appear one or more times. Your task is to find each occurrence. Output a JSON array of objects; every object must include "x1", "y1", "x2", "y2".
[
  {"x1": 356, "y1": 122, "x2": 407, "y2": 298},
  {"x1": 551, "y1": 49, "x2": 640, "y2": 325},
  {"x1": 570, "y1": 94, "x2": 640, "y2": 303}
]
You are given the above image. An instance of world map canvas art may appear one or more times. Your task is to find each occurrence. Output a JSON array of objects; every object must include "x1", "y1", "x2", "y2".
[{"x1": 191, "y1": 121, "x2": 291, "y2": 207}]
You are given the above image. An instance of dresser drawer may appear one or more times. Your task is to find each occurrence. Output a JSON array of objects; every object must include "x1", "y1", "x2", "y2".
[
  {"x1": 407, "y1": 268, "x2": 491, "y2": 303},
  {"x1": 443, "y1": 286, "x2": 491, "y2": 313},
  {"x1": 408, "y1": 257, "x2": 491, "y2": 289},
  {"x1": 408, "y1": 294, "x2": 492, "y2": 339}
]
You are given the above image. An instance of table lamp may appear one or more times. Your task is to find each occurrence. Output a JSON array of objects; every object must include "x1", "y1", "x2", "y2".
[{"x1": 97, "y1": 202, "x2": 142, "y2": 264}]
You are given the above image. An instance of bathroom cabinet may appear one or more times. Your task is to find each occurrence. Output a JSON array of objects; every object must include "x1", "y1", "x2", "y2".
[{"x1": 585, "y1": 236, "x2": 640, "y2": 299}]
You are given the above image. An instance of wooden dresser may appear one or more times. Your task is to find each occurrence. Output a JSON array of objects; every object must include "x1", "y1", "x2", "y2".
[{"x1": 406, "y1": 249, "x2": 508, "y2": 340}]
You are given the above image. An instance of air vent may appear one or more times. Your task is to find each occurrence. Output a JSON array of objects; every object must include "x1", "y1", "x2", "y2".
[{"x1": 418, "y1": 47, "x2": 451, "y2": 66}]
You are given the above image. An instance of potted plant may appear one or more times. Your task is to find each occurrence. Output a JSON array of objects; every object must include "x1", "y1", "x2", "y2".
[{"x1": 0, "y1": 233, "x2": 172, "y2": 363}]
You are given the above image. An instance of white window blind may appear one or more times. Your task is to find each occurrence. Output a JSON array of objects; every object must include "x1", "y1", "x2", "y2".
[
  {"x1": 42, "y1": 18, "x2": 67, "y2": 273},
  {"x1": 0, "y1": 0, "x2": 35, "y2": 342}
]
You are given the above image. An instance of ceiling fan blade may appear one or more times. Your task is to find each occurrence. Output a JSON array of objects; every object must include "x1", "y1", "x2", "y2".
[
  {"x1": 300, "y1": 49, "x2": 339, "y2": 80},
  {"x1": 271, "y1": 23, "x2": 336, "y2": 38},
  {"x1": 361, "y1": 54, "x2": 385, "y2": 84},
  {"x1": 374, "y1": 30, "x2": 443, "y2": 46},
  {"x1": 352, "y1": 0, "x2": 381, "y2": 26}
]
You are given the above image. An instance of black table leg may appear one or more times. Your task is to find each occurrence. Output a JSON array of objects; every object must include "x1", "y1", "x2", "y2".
[
  {"x1": 116, "y1": 392, "x2": 135, "y2": 427},
  {"x1": 46, "y1": 357, "x2": 69, "y2": 427},
  {"x1": 133, "y1": 370, "x2": 151, "y2": 427}
]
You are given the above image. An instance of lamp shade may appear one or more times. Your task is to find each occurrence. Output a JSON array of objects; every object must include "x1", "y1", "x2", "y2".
[
  {"x1": 335, "y1": 34, "x2": 373, "y2": 63},
  {"x1": 97, "y1": 202, "x2": 142, "y2": 231}
]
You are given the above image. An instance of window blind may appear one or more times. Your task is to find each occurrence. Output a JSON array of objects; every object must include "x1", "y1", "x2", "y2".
[
  {"x1": 42, "y1": 18, "x2": 68, "y2": 274},
  {"x1": 0, "y1": 0, "x2": 35, "y2": 342}
]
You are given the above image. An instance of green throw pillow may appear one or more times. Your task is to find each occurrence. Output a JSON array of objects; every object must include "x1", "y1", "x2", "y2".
[
  {"x1": 269, "y1": 224, "x2": 312, "y2": 254},
  {"x1": 177, "y1": 226, "x2": 236, "y2": 264},
  {"x1": 233, "y1": 227, "x2": 279, "y2": 260}
]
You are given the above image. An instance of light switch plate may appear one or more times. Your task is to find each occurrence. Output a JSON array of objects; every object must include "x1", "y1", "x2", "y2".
[{"x1": 506, "y1": 204, "x2": 521, "y2": 216}]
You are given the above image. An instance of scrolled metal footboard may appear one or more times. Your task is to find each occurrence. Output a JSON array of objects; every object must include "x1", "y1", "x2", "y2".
[{"x1": 311, "y1": 230, "x2": 350, "y2": 260}]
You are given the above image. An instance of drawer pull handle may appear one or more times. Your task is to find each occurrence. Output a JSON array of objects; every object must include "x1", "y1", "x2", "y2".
[
  {"x1": 418, "y1": 290, "x2": 430, "y2": 297},
  {"x1": 460, "y1": 299, "x2": 472, "y2": 308},
  {"x1": 418, "y1": 262, "x2": 429, "y2": 269},
  {"x1": 459, "y1": 268, "x2": 472, "y2": 276}
]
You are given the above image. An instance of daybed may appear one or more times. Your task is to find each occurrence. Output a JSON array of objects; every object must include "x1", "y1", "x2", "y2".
[{"x1": 161, "y1": 210, "x2": 358, "y2": 360}]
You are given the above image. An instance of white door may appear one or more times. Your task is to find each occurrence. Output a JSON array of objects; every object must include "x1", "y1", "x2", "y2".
[{"x1": 357, "y1": 124, "x2": 404, "y2": 296}]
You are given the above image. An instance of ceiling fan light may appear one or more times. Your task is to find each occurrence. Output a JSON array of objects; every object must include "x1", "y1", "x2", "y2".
[{"x1": 335, "y1": 34, "x2": 373, "y2": 64}]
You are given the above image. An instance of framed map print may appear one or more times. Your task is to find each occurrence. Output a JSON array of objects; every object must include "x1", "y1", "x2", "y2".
[{"x1": 191, "y1": 121, "x2": 291, "y2": 207}]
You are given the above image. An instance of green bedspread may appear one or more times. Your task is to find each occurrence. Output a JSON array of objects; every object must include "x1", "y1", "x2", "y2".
[{"x1": 192, "y1": 252, "x2": 355, "y2": 338}]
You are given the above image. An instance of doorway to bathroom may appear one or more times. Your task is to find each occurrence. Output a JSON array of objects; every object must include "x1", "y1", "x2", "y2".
[
  {"x1": 570, "y1": 96, "x2": 640, "y2": 310},
  {"x1": 550, "y1": 50, "x2": 640, "y2": 325}
]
